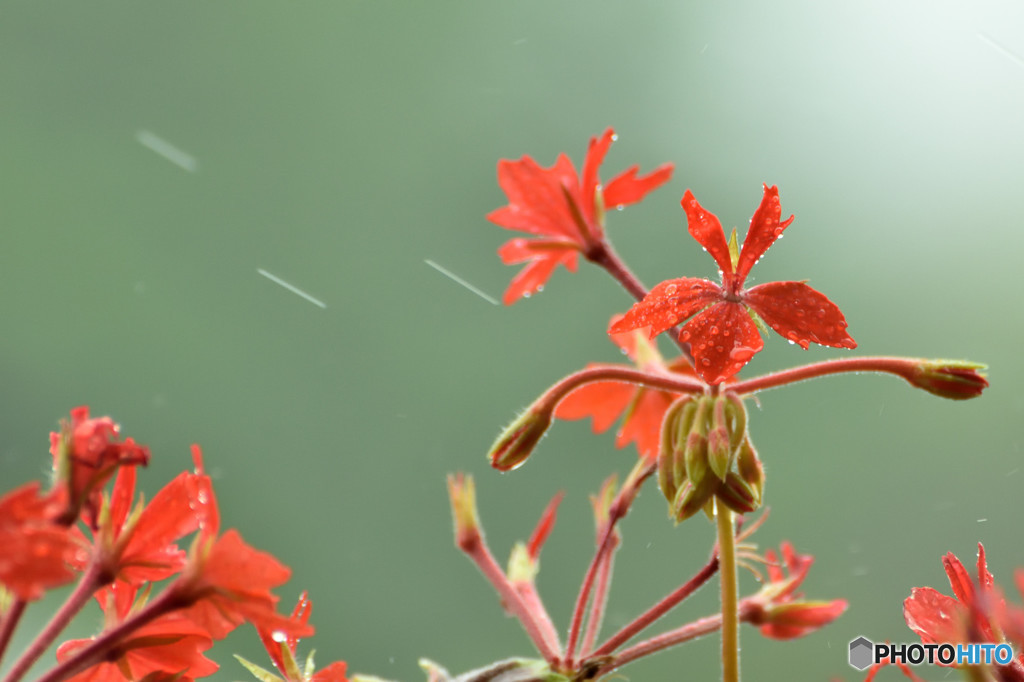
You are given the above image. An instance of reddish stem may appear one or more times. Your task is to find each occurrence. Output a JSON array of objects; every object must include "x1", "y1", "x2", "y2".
[
  {"x1": 2, "y1": 561, "x2": 108, "y2": 682},
  {"x1": 589, "y1": 554, "x2": 720, "y2": 658},
  {"x1": 580, "y1": 532, "x2": 617, "y2": 657},
  {"x1": 0, "y1": 600, "x2": 27, "y2": 670},
  {"x1": 31, "y1": 582, "x2": 190, "y2": 682},
  {"x1": 513, "y1": 581, "x2": 562, "y2": 659},
  {"x1": 729, "y1": 356, "x2": 922, "y2": 395},
  {"x1": 539, "y1": 365, "x2": 705, "y2": 416},
  {"x1": 585, "y1": 241, "x2": 694, "y2": 362},
  {"x1": 457, "y1": 532, "x2": 562, "y2": 665},
  {"x1": 594, "y1": 600, "x2": 759, "y2": 677},
  {"x1": 564, "y1": 461, "x2": 655, "y2": 668}
]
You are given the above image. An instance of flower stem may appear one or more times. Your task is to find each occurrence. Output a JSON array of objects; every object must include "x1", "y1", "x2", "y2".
[
  {"x1": 579, "y1": 532, "x2": 617, "y2": 657},
  {"x1": 589, "y1": 554, "x2": 719, "y2": 658},
  {"x1": 585, "y1": 241, "x2": 694, "y2": 362},
  {"x1": 0, "y1": 600, "x2": 26, "y2": 670},
  {"x1": 2, "y1": 562, "x2": 107, "y2": 682},
  {"x1": 458, "y1": 529, "x2": 562, "y2": 665},
  {"x1": 539, "y1": 365, "x2": 705, "y2": 413},
  {"x1": 728, "y1": 356, "x2": 926, "y2": 396},
  {"x1": 717, "y1": 502, "x2": 739, "y2": 682}
]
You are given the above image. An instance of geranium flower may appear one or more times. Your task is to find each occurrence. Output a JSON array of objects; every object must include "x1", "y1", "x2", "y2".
[
  {"x1": 236, "y1": 592, "x2": 349, "y2": 682},
  {"x1": 611, "y1": 185, "x2": 856, "y2": 384},
  {"x1": 56, "y1": 583, "x2": 219, "y2": 682},
  {"x1": 903, "y1": 543, "x2": 1024, "y2": 670},
  {"x1": 49, "y1": 406, "x2": 150, "y2": 522},
  {"x1": 0, "y1": 482, "x2": 83, "y2": 600},
  {"x1": 487, "y1": 128, "x2": 673, "y2": 304},
  {"x1": 555, "y1": 318, "x2": 695, "y2": 460},
  {"x1": 746, "y1": 541, "x2": 847, "y2": 639}
]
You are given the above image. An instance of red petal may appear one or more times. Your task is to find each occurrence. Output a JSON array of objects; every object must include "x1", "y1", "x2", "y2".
[
  {"x1": 680, "y1": 303, "x2": 763, "y2": 384},
  {"x1": 735, "y1": 185, "x2": 794, "y2": 283},
  {"x1": 555, "y1": 380, "x2": 635, "y2": 433},
  {"x1": 943, "y1": 551, "x2": 974, "y2": 605},
  {"x1": 527, "y1": 491, "x2": 564, "y2": 560},
  {"x1": 581, "y1": 129, "x2": 615, "y2": 225},
  {"x1": 616, "y1": 387, "x2": 677, "y2": 460},
  {"x1": 743, "y1": 281, "x2": 856, "y2": 350},
  {"x1": 904, "y1": 587, "x2": 965, "y2": 644},
  {"x1": 603, "y1": 163, "x2": 674, "y2": 208},
  {"x1": 488, "y1": 154, "x2": 583, "y2": 240},
  {"x1": 498, "y1": 243, "x2": 578, "y2": 305},
  {"x1": 311, "y1": 661, "x2": 350, "y2": 682},
  {"x1": 977, "y1": 543, "x2": 994, "y2": 592},
  {"x1": 610, "y1": 277, "x2": 721, "y2": 339},
  {"x1": 681, "y1": 190, "x2": 733, "y2": 277}
]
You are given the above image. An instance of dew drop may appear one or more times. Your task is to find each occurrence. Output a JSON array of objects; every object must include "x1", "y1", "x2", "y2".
[
  {"x1": 701, "y1": 358, "x2": 711, "y2": 366},
  {"x1": 272, "y1": 631, "x2": 288, "y2": 643},
  {"x1": 690, "y1": 282, "x2": 704, "y2": 290},
  {"x1": 611, "y1": 133, "x2": 619, "y2": 142},
  {"x1": 681, "y1": 330, "x2": 692, "y2": 341},
  {"x1": 816, "y1": 308, "x2": 826, "y2": 317},
  {"x1": 715, "y1": 345, "x2": 724, "y2": 352},
  {"x1": 616, "y1": 205, "x2": 625, "y2": 211},
  {"x1": 536, "y1": 285, "x2": 544, "y2": 292},
  {"x1": 710, "y1": 325, "x2": 719, "y2": 335},
  {"x1": 788, "y1": 339, "x2": 796, "y2": 345},
  {"x1": 523, "y1": 291, "x2": 531, "y2": 299},
  {"x1": 796, "y1": 309, "x2": 805, "y2": 317},
  {"x1": 665, "y1": 283, "x2": 678, "y2": 295},
  {"x1": 723, "y1": 329, "x2": 731, "y2": 337}
]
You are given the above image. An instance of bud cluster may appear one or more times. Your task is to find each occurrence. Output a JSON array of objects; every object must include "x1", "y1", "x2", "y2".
[{"x1": 658, "y1": 393, "x2": 763, "y2": 522}]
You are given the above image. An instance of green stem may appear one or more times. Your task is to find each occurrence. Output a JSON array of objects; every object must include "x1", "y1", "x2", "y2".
[{"x1": 717, "y1": 502, "x2": 739, "y2": 682}]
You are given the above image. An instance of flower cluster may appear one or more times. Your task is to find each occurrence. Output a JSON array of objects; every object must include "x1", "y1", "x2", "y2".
[{"x1": 0, "y1": 407, "x2": 347, "y2": 682}]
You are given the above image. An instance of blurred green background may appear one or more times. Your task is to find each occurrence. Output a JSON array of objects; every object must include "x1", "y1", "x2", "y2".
[{"x1": 2, "y1": 2, "x2": 1021, "y2": 680}]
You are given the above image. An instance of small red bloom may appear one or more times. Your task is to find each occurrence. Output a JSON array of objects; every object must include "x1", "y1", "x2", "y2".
[
  {"x1": 56, "y1": 584, "x2": 218, "y2": 682},
  {"x1": 611, "y1": 186, "x2": 856, "y2": 384},
  {"x1": 488, "y1": 128, "x2": 673, "y2": 304},
  {"x1": 50, "y1": 406, "x2": 151, "y2": 521},
  {"x1": 250, "y1": 592, "x2": 349, "y2": 682},
  {"x1": 903, "y1": 543, "x2": 1024, "y2": 670},
  {"x1": 747, "y1": 541, "x2": 847, "y2": 639},
  {"x1": 0, "y1": 482, "x2": 83, "y2": 600},
  {"x1": 555, "y1": 319, "x2": 694, "y2": 460}
]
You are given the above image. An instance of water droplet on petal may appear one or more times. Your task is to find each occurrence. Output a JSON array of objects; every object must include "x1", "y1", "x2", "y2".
[
  {"x1": 272, "y1": 631, "x2": 288, "y2": 643},
  {"x1": 816, "y1": 309, "x2": 826, "y2": 318},
  {"x1": 611, "y1": 133, "x2": 619, "y2": 142},
  {"x1": 710, "y1": 325, "x2": 719, "y2": 335},
  {"x1": 715, "y1": 345, "x2": 724, "y2": 352},
  {"x1": 681, "y1": 330, "x2": 691, "y2": 341},
  {"x1": 665, "y1": 283, "x2": 678, "y2": 295},
  {"x1": 701, "y1": 358, "x2": 711, "y2": 366}
]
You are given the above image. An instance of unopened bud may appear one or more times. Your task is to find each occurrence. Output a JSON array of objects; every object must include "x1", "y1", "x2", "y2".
[
  {"x1": 908, "y1": 360, "x2": 988, "y2": 400},
  {"x1": 672, "y1": 474, "x2": 716, "y2": 523},
  {"x1": 707, "y1": 397, "x2": 732, "y2": 481},
  {"x1": 683, "y1": 397, "x2": 711, "y2": 486},
  {"x1": 658, "y1": 396, "x2": 695, "y2": 502},
  {"x1": 447, "y1": 473, "x2": 481, "y2": 551},
  {"x1": 489, "y1": 404, "x2": 553, "y2": 471},
  {"x1": 717, "y1": 471, "x2": 760, "y2": 514},
  {"x1": 736, "y1": 438, "x2": 764, "y2": 493}
]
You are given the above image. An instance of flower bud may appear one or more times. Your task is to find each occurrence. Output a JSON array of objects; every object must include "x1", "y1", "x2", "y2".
[
  {"x1": 908, "y1": 360, "x2": 988, "y2": 400},
  {"x1": 671, "y1": 473, "x2": 717, "y2": 523},
  {"x1": 683, "y1": 397, "x2": 711, "y2": 486},
  {"x1": 717, "y1": 472, "x2": 760, "y2": 514},
  {"x1": 488, "y1": 404, "x2": 553, "y2": 471},
  {"x1": 707, "y1": 397, "x2": 733, "y2": 481},
  {"x1": 658, "y1": 396, "x2": 695, "y2": 502},
  {"x1": 752, "y1": 599, "x2": 848, "y2": 640},
  {"x1": 735, "y1": 437, "x2": 765, "y2": 504},
  {"x1": 447, "y1": 473, "x2": 481, "y2": 551}
]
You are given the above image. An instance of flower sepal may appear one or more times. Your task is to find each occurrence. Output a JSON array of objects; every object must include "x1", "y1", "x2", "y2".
[{"x1": 908, "y1": 360, "x2": 989, "y2": 400}]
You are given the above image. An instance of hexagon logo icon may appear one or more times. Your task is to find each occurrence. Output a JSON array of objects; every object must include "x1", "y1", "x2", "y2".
[{"x1": 849, "y1": 636, "x2": 874, "y2": 670}]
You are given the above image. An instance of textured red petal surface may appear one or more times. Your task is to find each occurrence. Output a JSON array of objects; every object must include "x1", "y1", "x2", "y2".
[
  {"x1": 904, "y1": 587, "x2": 965, "y2": 645},
  {"x1": 735, "y1": 185, "x2": 793, "y2": 283},
  {"x1": 603, "y1": 163, "x2": 674, "y2": 208},
  {"x1": 942, "y1": 551, "x2": 974, "y2": 605},
  {"x1": 743, "y1": 281, "x2": 856, "y2": 350},
  {"x1": 681, "y1": 190, "x2": 733, "y2": 277},
  {"x1": 680, "y1": 302, "x2": 763, "y2": 384},
  {"x1": 488, "y1": 154, "x2": 582, "y2": 239},
  {"x1": 610, "y1": 277, "x2": 721, "y2": 338}
]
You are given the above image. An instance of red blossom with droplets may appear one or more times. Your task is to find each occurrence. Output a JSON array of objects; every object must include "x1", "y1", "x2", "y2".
[
  {"x1": 487, "y1": 128, "x2": 673, "y2": 304},
  {"x1": 555, "y1": 319, "x2": 695, "y2": 460},
  {"x1": 248, "y1": 592, "x2": 349, "y2": 682},
  {"x1": 0, "y1": 483, "x2": 82, "y2": 600},
  {"x1": 611, "y1": 185, "x2": 856, "y2": 384},
  {"x1": 903, "y1": 543, "x2": 1024, "y2": 671},
  {"x1": 56, "y1": 584, "x2": 219, "y2": 682}
]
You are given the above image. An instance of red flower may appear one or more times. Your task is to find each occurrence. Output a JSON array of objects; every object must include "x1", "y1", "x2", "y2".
[
  {"x1": 0, "y1": 482, "x2": 84, "y2": 600},
  {"x1": 56, "y1": 583, "x2": 219, "y2": 682},
  {"x1": 50, "y1": 406, "x2": 150, "y2": 521},
  {"x1": 555, "y1": 319, "x2": 694, "y2": 460},
  {"x1": 244, "y1": 592, "x2": 349, "y2": 682},
  {"x1": 610, "y1": 186, "x2": 856, "y2": 384},
  {"x1": 747, "y1": 541, "x2": 847, "y2": 639},
  {"x1": 488, "y1": 128, "x2": 673, "y2": 304},
  {"x1": 903, "y1": 543, "x2": 1024, "y2": 669},
  {"x1": 86, "y1": 457, "x2": 214, "y2": 587}
]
